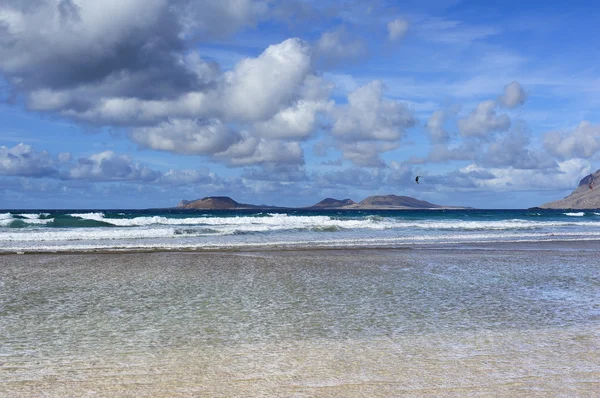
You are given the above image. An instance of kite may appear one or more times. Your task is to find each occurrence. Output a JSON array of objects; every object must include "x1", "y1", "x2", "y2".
[{"x1": 415, "y1": 176, "x2": 420, "y2": 184}]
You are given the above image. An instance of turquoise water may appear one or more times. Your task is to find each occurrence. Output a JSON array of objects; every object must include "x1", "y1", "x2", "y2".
[{"x1": 2, "y1": 208, "x2": 600, "y2": 252}]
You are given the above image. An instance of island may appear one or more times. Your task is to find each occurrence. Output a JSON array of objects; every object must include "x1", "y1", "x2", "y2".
[{"x1": 177, "y1": 194, "x2": 469, "y2": 210}]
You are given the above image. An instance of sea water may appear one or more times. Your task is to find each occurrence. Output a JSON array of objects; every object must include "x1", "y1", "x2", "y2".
[
  {"x1": 2, "y1": 208, "x2": 600, "y2": 253},
  {"x1": 1, "y1": 249, "x2": 598, "y2": 396}
]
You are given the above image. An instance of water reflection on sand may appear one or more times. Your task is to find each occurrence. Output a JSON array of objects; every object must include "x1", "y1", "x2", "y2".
[{"x1": 1, "y1": 247, "x2": 599, "y2": 396}]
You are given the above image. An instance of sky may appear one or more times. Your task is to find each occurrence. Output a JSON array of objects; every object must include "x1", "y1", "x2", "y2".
[{"x1": 1, "y1": 0, "x2": 599, "y2": 209}]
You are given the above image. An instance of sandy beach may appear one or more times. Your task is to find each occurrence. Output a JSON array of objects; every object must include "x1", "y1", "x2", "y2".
[{"x1": 1, "y1": 247, "x2": 599, "y2": 397}]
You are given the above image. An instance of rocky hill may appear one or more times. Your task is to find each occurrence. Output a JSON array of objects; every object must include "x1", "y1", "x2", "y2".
[
  {"x1": 177, "y1": 194, "x2": 466, "y2": 210},
  {"x1": 307, "y1": 194, "x2": 465, "y2": 209},
  {"x1": 539, "y1": 170, "x2": 600, "y2": 209},
  {"x1": 355, "y1": 195, "x2": 441, "y2": 209},
  {"x1": 177, "y1": 196, "x2": 263, "y2": 210},
  {"x1": 308, "y1": 198, "x2": 356, "y2": 209}
]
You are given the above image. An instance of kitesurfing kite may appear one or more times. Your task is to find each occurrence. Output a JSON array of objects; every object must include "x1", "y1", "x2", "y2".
[
  {"x1": 589, "y1": 174, "x2": 594, "y2": 190},
  {"x1": 415, "y1": 176, "x2": 420, "y2": 184}
]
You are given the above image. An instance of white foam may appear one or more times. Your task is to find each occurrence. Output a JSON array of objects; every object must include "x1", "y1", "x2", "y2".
[
  {"x1": 0, "y1": 214, "x2": 14, "y2": 226},
  {"x1": 64, "y1": 212, "x2": 600, "y2": 232},
  {"x1": 0, "y1": 213, "x2": 14, "y2": 220},
  {"x1": 564, "y1": 212, "x2": 585, "y2": 217},
  {"x1": 17, "y1": 213, "x2": 41, "y2": 219},
  {"x1": 4, "y1": 211, "x2": 600, "y2": 252},
  {"x1": 4, "y1": 230, "x2": 600, "y2": 253},
  {"x1": 68, "y1": 213, "x2": 390, "y2": 229},
  {"x1": 0, "y1": 227, "x2": 181, "y2": 242},
  {"x1": 0, "y1": 213, "x2": 53, "y2": 226}
]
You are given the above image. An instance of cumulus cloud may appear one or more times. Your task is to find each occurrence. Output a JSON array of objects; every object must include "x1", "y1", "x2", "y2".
[
  {"x1": 1, "y1": 143, "x2": 223, "y2": 187},
  {"x1": 331, "y1": 81, "x2": 416, "y2": 166},
  {"x1": 451, "y1": 161, "x2": 584, "y2": 193},
  {"x1": 333, "y1": 81, "x2": 416, "y2": 141},
  {"x1": 480, "y1": 123, "x2": 555, "y2": 169},
  {"x1": 0, "y1": 0, "x2": 286, "y2": 128},
  {"x1": 543, "y1": 121, "x2": 600, "y2": 160},
  {"x1": 1, "y1": 0, "x2": 195, "y2": 97},
  {"x1": 1, "y1": 2, "x2": 377, "y2": 177},
  {"x1": 314, "y1": 28, "x2": 367, "y2": 66},
  {"x1": 222, "y1": 38, "x2": 313, "y2": 122},
  {"x1": 68, "y1": 151, "x2": 160, "y2": 182},
  {"x1": 499, "y1": 81, "x2": 526, "y2": 108},
  {"x1": 0, "y1": 143, "x2": 58, "y2": 177},
  {"x1": 30, "y1": 36, "x2": 327, "y2": 154},
  {"x1": 252, "y1": 75, "x2": 334, "y2": 139},
  {"x1": 426, "y1": 105, "x2": 460, "y2": 144},
  {"x1": 252, "y1": 99, "x2": 332, "y2": 139},
  {"x1": 214, "y1": 134, "x2": 304, "y2": 167},
  {"x1": 129, "y1": 119, "x2": 241, "y2": 155},
  {"x1": 387, "y1": 18, "x2": 409, "y2": 41},
  {"x1": 0, "y1": 0, "x2": 268, "y2": 94},
  {"x1": 458, "y1": 100, "x2": 510, "y2": 137}
]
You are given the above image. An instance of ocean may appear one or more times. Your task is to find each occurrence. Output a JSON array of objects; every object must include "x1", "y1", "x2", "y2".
[
  {"x1": 2, "y1": 208, "x2": 599, "y2": 396},
  {"x1": 1, "y1": 208, "x2": 600, "y2": 253}
]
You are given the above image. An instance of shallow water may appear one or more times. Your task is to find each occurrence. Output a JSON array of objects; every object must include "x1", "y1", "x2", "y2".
[{"x1": 1, "y1": 248, "x2": 599, "y2": 396}]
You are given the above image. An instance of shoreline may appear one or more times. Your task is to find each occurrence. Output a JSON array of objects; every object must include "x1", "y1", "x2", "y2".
[{"x1": 3, "y1": 238, "x2": 600, "y2": 256}]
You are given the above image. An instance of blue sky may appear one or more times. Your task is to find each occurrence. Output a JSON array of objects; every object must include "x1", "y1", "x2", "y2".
[{"x1": 1, "y1": 0, "x2": 599, "y2": 209}]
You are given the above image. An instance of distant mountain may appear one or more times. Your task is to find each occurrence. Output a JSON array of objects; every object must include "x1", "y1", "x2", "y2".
[
  {"x1": 177, "y1": 194, "x2": 467, "y2": 210},
  {"x1": 306, "y1": 194, "x2": 466, "y2": 209},
  {"x1": 356, "y1": 195, "x2": 442, "y2": 209},
  {"x1": 539, "y1": 170, "x2": 600, "y2": 209},
  {"x1": 177, "y1": 196, "x2": 267, "y2": 210},
  {"x1": 308, "y1": 198, "x2": 356, "y2": 209}
]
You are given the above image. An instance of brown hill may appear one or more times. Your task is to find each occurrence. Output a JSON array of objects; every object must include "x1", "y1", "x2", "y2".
[
  {"x1": 308, "y1": 198, "x2": 356, "y2": 209},
  {"x1": 177, "y1": 196, "x2": 259, "y2": 210},
  {"x1": 539, "y1": 170, "x2": 600, "y2": 209},
  {"x1": 177, "y1": 195, "x2": 467, "y2": 210},
  {"x1": 355, "y1": 195, "x2": 442, "y2": 209},
  {"x1": 307, "y1": 195, "x2": 466, "y2": 209}
]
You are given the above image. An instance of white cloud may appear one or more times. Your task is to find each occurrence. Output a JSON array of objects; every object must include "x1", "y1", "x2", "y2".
[
  {"x1": 499, "y1": 81, "x2": 526, "y2": 108},
  {"x1": 426, "y1": 105, "x2": 460, "y2": 144},
  {"x1": 338, "y1": 142, "x2": 397, "y2": 168},
  {"x1": 387, "y1": 18, "x2": 409, "y2": 42},
  {"x1": 253, "y1": 99, "x2": 333, "y2": 139},
  {"x1": 333, "y1": 81, "x2": 416, "y2": 141},
  {"x1": 178, "y1": 0, "x2": 269, "y2": 38},
  {"x1": 252, "y1": 75, "x2": 334, "y2": 139},
  {"x1": 129, "y1": 119, "x2": 241, "y2": 156},
  {"x1": 222, "y1": 38, "x2": 313, "y2": 122},
  {"x1": 481, "y1": 125, "x2": 554, "y2": 169},
  {"x1": 68, "y1": 151, "x2": 160, "y2": 182},
  {"x1": 455, "y1": 159, "x2": 588, "y2": 192},
  {"x1": 458, "y1": 100, "x2": 510, "y2": 137},
  {"x1": 215, "y1": 134, "x2": 304, "y2": 167},
  {"x1": 315, "y1": 27, "x2": 366, "y2": 65},
  {"x1": 331, "y1": 81, "x2": 416, "y2": 166},
  {"x1": 0, "y1": 143, "x2": 57, "y2": 177},
  {"x1": 543, "y1": 121, "x2": 600, "y2": 160}
]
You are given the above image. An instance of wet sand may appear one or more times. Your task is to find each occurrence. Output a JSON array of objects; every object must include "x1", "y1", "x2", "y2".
[{"x1": 1, "y1": 248, "x2": 599, "y2": 397}]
